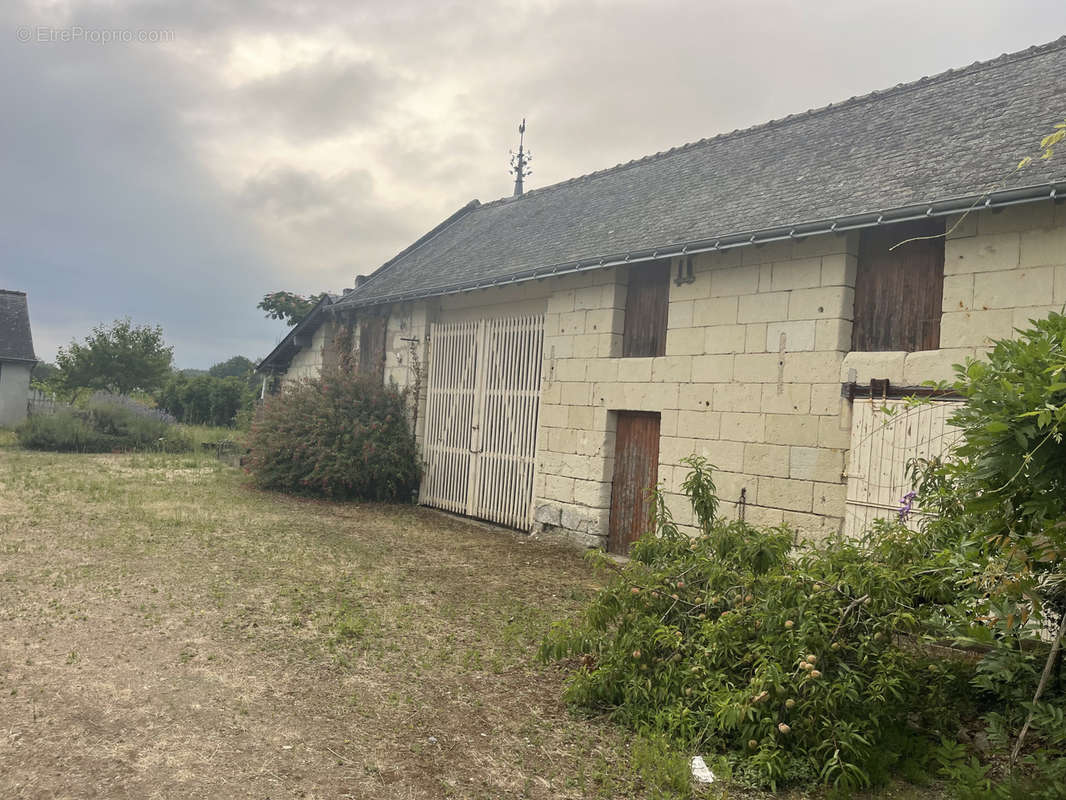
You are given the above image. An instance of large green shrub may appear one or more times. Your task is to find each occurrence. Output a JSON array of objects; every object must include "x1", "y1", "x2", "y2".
[
  {"x1": 246, "y1": 369, "x2": 420, "y2": 501},
  {"x1": 157, "y1": 372, "x2": 253, "y2": 428},
  {"x1": 17, "y1": 393, "x2": 191, "y2": 452},
  {"x1": 908, "y1": 312, "x2": 1066, "y2": 795},
  {"x1": 541, "y1": 458, "x2": 968, "y2": 791}
]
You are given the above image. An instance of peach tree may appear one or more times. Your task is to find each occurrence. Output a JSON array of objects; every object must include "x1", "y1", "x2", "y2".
[{"x1": 541, "y1": 457, "x2": 968, "y2": 791}]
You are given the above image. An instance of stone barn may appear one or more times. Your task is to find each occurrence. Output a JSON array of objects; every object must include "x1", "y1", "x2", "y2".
[{"x1": 277, "y1": 38, "x2": 1066, "y2": 551}]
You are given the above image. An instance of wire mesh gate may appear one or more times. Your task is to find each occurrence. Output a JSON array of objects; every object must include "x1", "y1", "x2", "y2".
[
  {"x1": 419, "y1": 315, "x2": 544, "y2": 530},
  {"x1": 844, "y1": 398, "x2": 963, "y2": 536}
]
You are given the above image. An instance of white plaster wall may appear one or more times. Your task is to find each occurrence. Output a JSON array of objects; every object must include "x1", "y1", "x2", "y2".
[{"x1": 0, "y1": 362, "x2": 32, "y2": 427}]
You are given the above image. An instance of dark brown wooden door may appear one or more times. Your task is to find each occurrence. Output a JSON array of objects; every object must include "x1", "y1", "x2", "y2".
[
  {"x1": 608, "y1": 412, "x2": 661, "y2": 554},
  {"x1": 852, "y1": 219, "x2": 945, "y2": 352}
]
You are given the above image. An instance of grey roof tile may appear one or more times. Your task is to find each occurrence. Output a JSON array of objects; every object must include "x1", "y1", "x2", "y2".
[
  {"x1": 337, "y1": 37, "x2": 1066, "y2": 308},
  {"x1": 0, "y1": 290, "x2": 36, "y2": 363}
]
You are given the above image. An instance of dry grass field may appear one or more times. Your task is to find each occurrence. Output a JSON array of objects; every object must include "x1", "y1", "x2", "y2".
[{"x1": 0, "y1": 436, "x2": 942, "y2": 799}]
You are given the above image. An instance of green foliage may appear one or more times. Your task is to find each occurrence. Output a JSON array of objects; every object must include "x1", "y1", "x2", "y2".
[
  {"x1": 900, "y1": 312, "x2": 1066, "y2": 799},
  {"x1": 541, "y1": 457, "x2": 968, "y2": 792},
  {"x1": 246, "y1": 369, "x2": 420, "y2": 501},
  {"x1": 935, "y1": 312, "x2": 1066, "y2": 604},
  {"x1": 630, "y1": 734, "x2": 694, "y2": 799},
  {"x1": 257, "y1": 291, "x2": 328, "y2": 327},
  {"x1": 29, "y1": 361, "x2": 59, "y2": 391},
  {"x1": 208, "y1": 355, "x2": 256, "y2": 380},
  {"x1": 157, "y1": 372, "x2": 253, "y2": 428},
  {"x1": 54, "y1": 318, "x2": 173, "y2": 396},
  {"x1": 17, "y1": 394, "x2": 191, "y2": 453}
]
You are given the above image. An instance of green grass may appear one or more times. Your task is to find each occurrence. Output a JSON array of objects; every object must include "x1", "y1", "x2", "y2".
[
  {"x1": 175, "y1": 422, "x2": 247, "y2": 449},
  {"x1": 0, "y1": 444, "x2": 947, "y2": 799}
]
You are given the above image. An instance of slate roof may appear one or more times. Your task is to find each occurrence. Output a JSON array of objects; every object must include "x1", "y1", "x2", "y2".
[
  {"x1": 336, "y1": 37, "x2": 1066, "y2": 309},
  {"x1": 0, "y1": 290, "x2": 36, "y2": 363}
]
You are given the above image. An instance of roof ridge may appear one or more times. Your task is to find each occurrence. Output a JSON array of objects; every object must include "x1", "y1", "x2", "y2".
[
  {"x1": 495, "y1": 35, "x2": 1066, "y2": 204},
  {"x1": 0, "y1": 289, "x2": 27, "y2": 295}
]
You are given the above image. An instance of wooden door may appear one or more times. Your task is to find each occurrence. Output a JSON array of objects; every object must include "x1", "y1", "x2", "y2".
[
  {"x1": 419, "y1": 315, "x2": 544, "y2": 529},
  {"x1": 852, "y1": 219, "x2": 945, "y2": 352},
  {"x1": 608, "y1": 412, "x2": 661, "y2": 554},
  {"x1": 359, "y1": 316, "x2": 387, "y2": 380}
]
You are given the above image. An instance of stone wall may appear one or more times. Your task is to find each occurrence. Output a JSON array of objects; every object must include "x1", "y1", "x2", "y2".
[
  {"x1": 334, "y1": 201, "x2": 1066, "y2": 548},
  {"x1": 282, "y1": 324, "x2": 329, "y2": 386},
  {"x1": 535, "y1": 233, "x2": 857, "y2": 544}
]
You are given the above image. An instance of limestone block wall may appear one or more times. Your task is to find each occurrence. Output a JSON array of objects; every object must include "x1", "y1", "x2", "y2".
[
  {"x1": 842, "y1": 202, "x2": 1066, "y2": 386},
  {"x1": 360, "y1": 200, "x2": 1066, "y2": 548},
  {"x1": 282, "y1": 324, "x2": 329, "y2": 386},
  {"x1": 535, "y1": 233, "x2": 859, "y2": 545}
]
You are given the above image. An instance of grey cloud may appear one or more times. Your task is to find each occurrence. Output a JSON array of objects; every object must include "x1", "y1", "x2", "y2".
[
  {"x1": 239, "y1": 166, "x2": 375, "y2": 217},
  {"x1": 239, "y1": 54, "x2": 401, "y2": 141},
  {"x1": 6, "y1": 0, "x2": 1066, "y2": 369},
  {"x1": 236, "y1": 164, "x2": 424, "y2": 282}
]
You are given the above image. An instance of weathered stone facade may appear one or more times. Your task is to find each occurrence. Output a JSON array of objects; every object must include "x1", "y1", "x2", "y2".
[
  {"x1": 292, "y1": 202, "x2": 1066, "y2": 547},
  {"x1": 281, "y1": 324, "x2": 331, "y2": 386}
]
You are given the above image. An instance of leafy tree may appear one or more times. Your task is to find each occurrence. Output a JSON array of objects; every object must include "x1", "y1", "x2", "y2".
[
  {"x1": 541, "y1": 459, "x2": 967, "y2": 791},
  {"x1": 31, "y1": 361, "x2": 58, "y2": 382},
  {"x1": 914, "y1": 312, "x2": 1066, "y2": 778},
  {"x1": 156, "y1": 372, "x2": 252, "y2": 428},
  {"x1": 257, "y1": 291, "x2": 328, "y2": 327},
  {"x1": 208, "y1": 355, "x2": 255, "y2": 379},
  {"x1": 55, "y1": 319, "x2": 173, "y2": 396},
  {"x1": 30, "y1": 361, "x2": 60, "y2": 392}
]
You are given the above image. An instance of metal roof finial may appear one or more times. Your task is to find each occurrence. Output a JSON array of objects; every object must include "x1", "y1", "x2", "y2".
[{"x1": 510, "y1": 118, "x2": 532, "y2": 197}]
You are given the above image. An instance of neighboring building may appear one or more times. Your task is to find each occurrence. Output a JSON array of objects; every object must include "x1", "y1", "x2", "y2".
[
  {"x1": 0, "y1": 290, "x2": 38, "y2": 427},
  {"x1": 283, "y1": 39, "x2": 1066, "y2": 550},
  {"x1": 256, "y1": 293, "x2": 340, "y2": 392}
]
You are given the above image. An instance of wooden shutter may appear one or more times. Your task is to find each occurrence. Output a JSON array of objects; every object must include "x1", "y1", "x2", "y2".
[
  {"x1": 852, "y1": 219, "x2": 945, "y2": 352},
  {"x1": 608, "y1": 412, "x2": 661, "y2": 554},
  {"x1": 622, "y1": 261, "x2": 670, "y2": 357},
  {"x1": 359, "y1": 317, "x2": 386, "y2": 380}
]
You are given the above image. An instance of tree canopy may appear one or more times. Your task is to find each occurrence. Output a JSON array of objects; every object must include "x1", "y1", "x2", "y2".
[
  {"x1": 257, "y1": 291, "x2": 329, "y2": 327},
  {"x1": 208, "y1": 355, "x2": 256, "y2": 379},
  {"x1": 55, "y1": 319, "x2": 173, "y2": 395}
]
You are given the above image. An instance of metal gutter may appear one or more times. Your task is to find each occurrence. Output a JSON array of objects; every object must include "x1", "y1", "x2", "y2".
[{"x1": 337, "y1": 181, "x2": 1066, "y2": 310}]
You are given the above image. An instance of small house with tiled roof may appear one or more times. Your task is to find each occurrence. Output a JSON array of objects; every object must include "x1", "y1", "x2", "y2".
[
  {"x1": 0, "y1": 290, "x2": 38, "y2": 427},
  {"x1": 289, "y1": 38, "x2": 1066, "y2": 550}
]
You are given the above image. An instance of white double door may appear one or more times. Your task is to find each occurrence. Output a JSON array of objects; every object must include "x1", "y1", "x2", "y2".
[{"x1": 419, "y1": 315, "x2": 544, "y2": 529}]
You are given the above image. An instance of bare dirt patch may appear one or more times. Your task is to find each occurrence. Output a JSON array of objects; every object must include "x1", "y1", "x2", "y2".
[{"x1": 0, "y1": 448, "x2": 671, "y2": 799}]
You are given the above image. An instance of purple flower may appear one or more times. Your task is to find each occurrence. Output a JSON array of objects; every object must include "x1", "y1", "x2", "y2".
[{"x1": 898, "y1": 491, "x2": 917, "y2": 522}]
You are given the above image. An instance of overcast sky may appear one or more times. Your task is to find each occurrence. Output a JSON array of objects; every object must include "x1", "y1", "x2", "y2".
[{"x1": 3, "y1": 0, "x2": 1066, "y2": 368}]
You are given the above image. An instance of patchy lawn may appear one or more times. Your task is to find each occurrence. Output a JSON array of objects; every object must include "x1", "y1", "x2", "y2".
[
  {"x1": 0, "y1": 444, "x2": 682, "y2": 799},
  {"x1": 0, "y1": 441, "x2": 943, "y2": 799}
]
